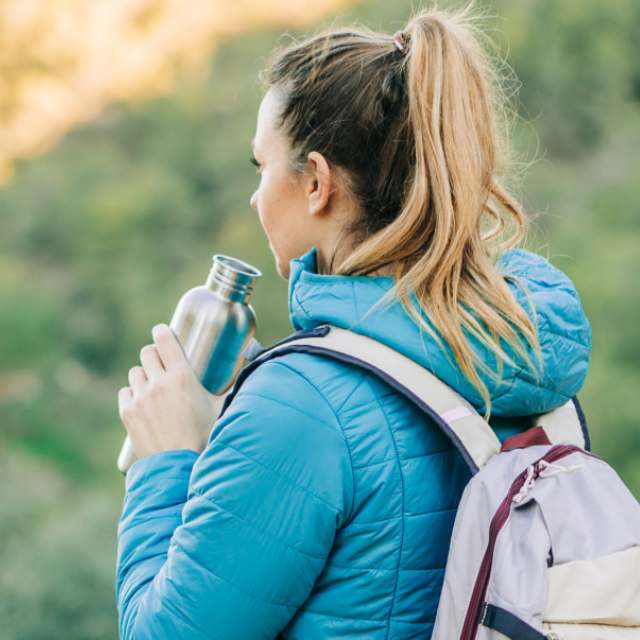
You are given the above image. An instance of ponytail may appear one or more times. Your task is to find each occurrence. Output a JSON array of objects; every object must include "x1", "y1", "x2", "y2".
[{"x1": 261, "y1": 2, "x2": 541, "y2": 416}]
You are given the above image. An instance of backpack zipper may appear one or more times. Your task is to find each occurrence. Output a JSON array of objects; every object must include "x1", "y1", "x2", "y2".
[{"x1": 459, "y1": 444, "x2": 587, "y2": 640}]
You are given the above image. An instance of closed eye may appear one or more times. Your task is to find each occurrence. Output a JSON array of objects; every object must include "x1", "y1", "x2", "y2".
[{"x1": 249, "y1": 155, "x2": 260, "y2": 168}]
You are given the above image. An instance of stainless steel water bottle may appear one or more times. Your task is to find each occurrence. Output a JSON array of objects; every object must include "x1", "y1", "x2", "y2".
[{"x1": 117, "y1": 254, "x2": 262, "y2": 474}]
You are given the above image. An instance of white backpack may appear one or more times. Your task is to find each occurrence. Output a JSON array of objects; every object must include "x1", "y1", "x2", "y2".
[{"x1": 221, "y1": 324, "x2": 640, "y2": 639}]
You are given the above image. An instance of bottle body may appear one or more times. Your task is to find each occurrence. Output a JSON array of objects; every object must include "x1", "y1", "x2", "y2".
[
  {"x1": 170, "y1": 284, "x2": 257, "y2": 393},
  {"x1": 117, "y1": 255, "x2": 261, "y2": 474}
]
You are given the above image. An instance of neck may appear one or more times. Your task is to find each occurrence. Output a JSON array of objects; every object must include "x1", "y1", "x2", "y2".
[{"x1": 316, "y1": 240, "x2": 397, "y2": 278}]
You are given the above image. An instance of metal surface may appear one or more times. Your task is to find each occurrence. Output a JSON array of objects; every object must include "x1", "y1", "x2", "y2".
[{"x1": 117, "y1": 254, "x2": 261, "y2": 474}]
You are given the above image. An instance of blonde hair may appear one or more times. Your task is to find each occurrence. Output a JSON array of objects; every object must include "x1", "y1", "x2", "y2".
[{"x1": 260, "y1": 1, "x2": 541, "y2": 416}]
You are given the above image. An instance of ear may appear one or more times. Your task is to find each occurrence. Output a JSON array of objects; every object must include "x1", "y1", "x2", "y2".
[{"x1": 305, "y1": 151, "x2": 334, "y2": 217}]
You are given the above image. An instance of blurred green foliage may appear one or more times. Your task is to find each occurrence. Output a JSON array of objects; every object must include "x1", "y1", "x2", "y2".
[{"x1": 0, "y1": 0, "x2": 638, "y2": 637}]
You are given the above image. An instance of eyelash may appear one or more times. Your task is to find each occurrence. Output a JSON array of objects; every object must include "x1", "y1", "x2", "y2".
[{"x1": 250, "y1": 155, "x2": 261, "y2": 172}]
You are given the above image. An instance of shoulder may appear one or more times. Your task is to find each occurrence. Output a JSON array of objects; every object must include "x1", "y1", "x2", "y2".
[
  {"x1": 496, "y1": 248, "x2": 592, "y2": 411},
  {"x1": 224, "y1": 349, "x2": 367, "y2": 429},
  {"x1": 196, "y1": 350, "x2": 358, "y2": 524},
  {"x1": 499, "y1": 248, "x2": 589, "y2": 342}
]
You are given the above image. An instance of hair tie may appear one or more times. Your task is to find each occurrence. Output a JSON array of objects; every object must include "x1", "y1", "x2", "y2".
[{"x1": 393, "y1": 31, "x2": 407, "y2": 52}]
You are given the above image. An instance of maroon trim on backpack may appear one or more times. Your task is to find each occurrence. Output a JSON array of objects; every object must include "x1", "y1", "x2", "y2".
[
  {"x1": 460, "y1": 445, "x2": 596, "y2": 640},
  {"x1": 500, "y1": 426, "x2": 551, "y2": 452}
]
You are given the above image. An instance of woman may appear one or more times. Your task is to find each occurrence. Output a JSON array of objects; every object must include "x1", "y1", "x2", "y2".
[{"x1": 116, "y1": 5, "x2": 591, "y2": 639}]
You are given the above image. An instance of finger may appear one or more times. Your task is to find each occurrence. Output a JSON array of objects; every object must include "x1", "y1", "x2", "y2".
[
  {"x1": 152, "y1": 324, "x2": 186, "y2": 371},
  {"x1": 118, "y1": 386, "x2": 133, "y2": 422},
  {"x1": 140, "y1": 344, "x2": 165, "y2": 381},
  {"x1": 128, "y1": 365, "x2": 147, "y2": 393}
]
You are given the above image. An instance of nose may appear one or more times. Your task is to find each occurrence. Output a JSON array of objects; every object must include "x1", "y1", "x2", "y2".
[{"x1": 249, "y1": 190, "x2": 257, "y2": 211}]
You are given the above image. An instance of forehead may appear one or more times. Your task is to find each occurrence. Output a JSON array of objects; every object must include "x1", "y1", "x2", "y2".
[{"x1": 252, "y1": 88, "x2": 283, "y2": 151}]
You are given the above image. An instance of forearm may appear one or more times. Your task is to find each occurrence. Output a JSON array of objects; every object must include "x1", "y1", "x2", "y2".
[
  {"x1": 116, "y1": 449, "x2": 199, "y2": 639},
  {"x1": 113, "y1": 358, "x2": 352, "y2": 640}
]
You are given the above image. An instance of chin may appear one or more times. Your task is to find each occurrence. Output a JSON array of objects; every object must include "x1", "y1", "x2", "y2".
[{"x1": 275, "y1": 254, "x2": 290, "y2": 281}]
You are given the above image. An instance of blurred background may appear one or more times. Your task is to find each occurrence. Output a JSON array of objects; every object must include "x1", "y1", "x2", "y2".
[{"x1": 0, "y1": 0, "x2": 638, "y2": 637}]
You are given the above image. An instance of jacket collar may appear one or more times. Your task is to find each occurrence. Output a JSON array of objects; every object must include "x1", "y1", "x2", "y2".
[{"x1": 285, "y1": 245, "x2": 591, "y2": 417}]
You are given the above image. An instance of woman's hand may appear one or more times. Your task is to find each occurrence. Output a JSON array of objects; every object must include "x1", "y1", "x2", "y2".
[{"x1": 117, "y1": 323, "x2": 218, "y2": 459}]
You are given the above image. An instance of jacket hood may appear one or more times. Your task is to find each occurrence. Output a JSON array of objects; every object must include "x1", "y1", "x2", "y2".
[{"x1": 287, "y1": 246, "x2": 591, "y2": 417}]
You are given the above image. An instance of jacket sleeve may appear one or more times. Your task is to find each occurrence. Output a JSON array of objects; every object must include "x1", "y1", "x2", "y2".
[{"x1": 116, "y1": 357, "x2": 354, "y2": 640}]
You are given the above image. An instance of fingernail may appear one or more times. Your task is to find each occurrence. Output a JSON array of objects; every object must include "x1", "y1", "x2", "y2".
[{"x1": 152, "y1": 323, "x2": 169, "y2": 335}]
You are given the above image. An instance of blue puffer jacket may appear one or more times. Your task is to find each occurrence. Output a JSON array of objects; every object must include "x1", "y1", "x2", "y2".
[{"x1": 116, "y1": 246, "x2": 591, "y2": 639}]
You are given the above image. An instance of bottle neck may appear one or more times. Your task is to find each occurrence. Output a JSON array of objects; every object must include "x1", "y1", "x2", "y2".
[{"x1": 205, "y1": 255, "x2": 261, "y2": 304}]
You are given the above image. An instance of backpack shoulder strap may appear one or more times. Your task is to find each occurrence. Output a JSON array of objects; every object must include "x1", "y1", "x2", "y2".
[{"x1": 219, "y1": 324, "x2": 588, "y2": 474}]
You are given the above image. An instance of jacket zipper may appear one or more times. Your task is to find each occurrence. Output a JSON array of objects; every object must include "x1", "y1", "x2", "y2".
[{"x1": 459, "y1": 444, "x2": 587, "y2": 640}]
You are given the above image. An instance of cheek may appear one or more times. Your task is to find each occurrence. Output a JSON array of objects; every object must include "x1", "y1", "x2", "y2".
[
  {"x1": 257, "y1": 172, "x2": 291, "y2": 234},
  {"x1": 253, "y1": 176, "x2": 273, "y2": 230},
  {"x1": 257, "y1": 178, "x2": 277, "y2": 235},
  {"x1": 254, "y1": 170, "x2": 311, "y2": 269}
]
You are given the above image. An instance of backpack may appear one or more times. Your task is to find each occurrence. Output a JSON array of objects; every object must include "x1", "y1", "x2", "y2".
[{"x1": 219, "y1": 324, "x2": 640, "y2": 639}]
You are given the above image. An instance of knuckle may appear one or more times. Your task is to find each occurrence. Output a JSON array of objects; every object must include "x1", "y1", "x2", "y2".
[
  {"x1": 171, "y1": 366, "x2": 190, "y2": 386},
  {"x1": 148, "y1": 382, "x2": 163, "y2": 399},
  {"x1": 119, "y1": 404, "x2": 131, "y2": 422},
  {"x1": 118, "y1": 393, "x2": 134, "y2": 421}
]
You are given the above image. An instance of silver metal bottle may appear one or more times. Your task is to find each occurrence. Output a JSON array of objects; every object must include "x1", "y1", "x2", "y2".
[{"x1": 117, "y1": 254, "x2": 262, "y2": 474}]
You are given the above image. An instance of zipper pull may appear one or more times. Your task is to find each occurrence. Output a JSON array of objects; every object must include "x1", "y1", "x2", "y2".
[
  {"x1": 538, "y1": 459, "x2": 584, "y2": 478},
  {"x1": 512, "y1": 463, "x2": 537, "y2": 504}
]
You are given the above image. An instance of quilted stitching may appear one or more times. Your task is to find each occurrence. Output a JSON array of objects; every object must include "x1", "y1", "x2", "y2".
[{"x1": 116, "y1": 247, "x2": 591, "y2": 640}]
